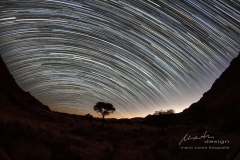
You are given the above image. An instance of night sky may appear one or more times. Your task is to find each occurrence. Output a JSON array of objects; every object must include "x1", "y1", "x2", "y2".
[{"x1": 0, "y1": 0, "x2": 239, "y2": 118}]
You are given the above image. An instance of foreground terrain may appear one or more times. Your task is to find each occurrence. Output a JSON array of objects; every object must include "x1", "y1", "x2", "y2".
[{"x1": 0, "y1": 109, "x2": 239, "y2": 160}]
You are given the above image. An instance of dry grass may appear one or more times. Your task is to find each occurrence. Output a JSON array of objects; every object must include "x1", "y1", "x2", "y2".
[{"x1": 0, "y1": 109, "x2": 239, "y2": 160}]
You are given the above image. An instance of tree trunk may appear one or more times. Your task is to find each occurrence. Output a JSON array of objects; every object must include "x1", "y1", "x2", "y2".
[
  {"x1": 102, "y1": 115, "x2": 105, "y2": 127},
  {"x1": 162, "y1": 126, "x2": 165, "y2": 134}
]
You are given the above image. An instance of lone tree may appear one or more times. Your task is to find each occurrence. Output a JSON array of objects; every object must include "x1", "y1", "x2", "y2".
[{"x1": 94, "y1": 102, "x2": 115, "y2": 127}]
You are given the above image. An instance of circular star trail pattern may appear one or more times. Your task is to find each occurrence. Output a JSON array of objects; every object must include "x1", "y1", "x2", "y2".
[{"x1": 0, "y1": 0, "x2": 239, "y2": 118}]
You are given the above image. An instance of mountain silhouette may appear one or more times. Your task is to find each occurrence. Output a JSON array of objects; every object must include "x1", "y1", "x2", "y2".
[
  {"x1": 0, "y1": 55, "x2": 50, "y2": 112},
  {"x1": 181, "y1": 53, "x2": 240, "y2": 130},
  {"x1": 193, "y1": 53, "x2": 240, "y2": 109}
]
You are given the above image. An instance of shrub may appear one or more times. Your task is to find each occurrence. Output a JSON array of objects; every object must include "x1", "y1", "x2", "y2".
[
  {"x1": 133, "y1": 138, "x2": 149, "y2": 146},
  {"x1": 64, "y1": 145, "x2": 86, "y2": 160},
  {"x1": 72, "y1": 127, "x2": 94, "y2": 137},
  {"x1": 12, "y1": 139, "x2": 52, "y2": 160},
  {"x1": 151, "y1": 139, "x2": 169, "y2": 152}
]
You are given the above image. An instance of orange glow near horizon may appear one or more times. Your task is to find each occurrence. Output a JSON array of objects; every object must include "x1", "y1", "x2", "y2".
[{"x1": 51, "y1": 98, "x2": 198, "y2": 119}]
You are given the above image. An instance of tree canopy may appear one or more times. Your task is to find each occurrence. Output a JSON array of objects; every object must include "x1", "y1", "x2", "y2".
[{"x1": 153, "y1": 109, "x2": 175, "y2": 115}]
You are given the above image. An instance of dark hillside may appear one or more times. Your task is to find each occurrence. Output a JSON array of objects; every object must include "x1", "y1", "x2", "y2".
[
  {"x1": 181, "y1": 53, "x2": 240, "y2": 130},
  {"x1": 196, "y1": 53, "x2": 240, "y2": 109},
  {"x1": 0, "y1": 55, "x2": 50, "y2": 112}
]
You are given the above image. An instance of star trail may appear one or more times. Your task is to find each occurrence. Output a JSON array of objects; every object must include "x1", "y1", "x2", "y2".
[{"x1": 0, "y1": 0, "x2": 239, "y2": 118}]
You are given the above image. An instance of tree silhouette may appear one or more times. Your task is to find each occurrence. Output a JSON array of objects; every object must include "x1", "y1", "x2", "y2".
[
  {"x1": 94, "y1": 102, "x2": 115, "y2": 127},
  {"x1": 153, "y1": 109, "x2": 175, "y2": 115},
  {"x1": 84, "y1": 113, "x2": 93, "y2": 121}
]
